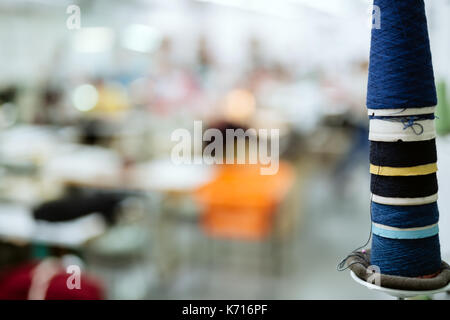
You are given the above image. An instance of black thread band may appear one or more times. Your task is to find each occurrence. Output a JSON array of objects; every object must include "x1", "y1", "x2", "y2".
[
  {"x1": 370, "y1": 139, "x2": 437, "y2": 167},
  {"x1": 371, "y1": 173, "x2": 438, "y2": 198}
]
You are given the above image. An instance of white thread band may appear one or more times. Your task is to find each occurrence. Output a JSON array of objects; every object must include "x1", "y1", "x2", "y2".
[
  {"x1": 369, "y1": 118, "x2": 435, "y2": 142},
  {"x1": 371, "y1": 193, "x2": 438, "y2": 206},
  {"x1": 368, "y1": 106, "x2": 436, "y2": 117}
]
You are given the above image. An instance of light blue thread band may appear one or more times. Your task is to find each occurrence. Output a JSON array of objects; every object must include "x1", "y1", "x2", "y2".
[{"x1": 372, "y1": 223, "x2": 439, "y2": 240}]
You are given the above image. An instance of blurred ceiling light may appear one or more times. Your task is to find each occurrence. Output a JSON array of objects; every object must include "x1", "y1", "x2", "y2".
[
  {"x1": 72, "y1": 84, "x2": 98, "y2": 112},
  {"x1": 73, "y1": 27, "x2": 115, "y2": 53},
  {"x1": 194, "y1": 0, "x2": 300, "y2": 20},
  {"x1": 288, "y1": 0, "x2": 346, "y2": 16},
  {"x1": 224, "y1": 89, "x2": 256, "y2": 122},
  {"x1": 288, "y1": 0, "x2": 371, "y2": 17},
  {"x1": 121, "y1": 24, "x2": 162, "y2": 53}
]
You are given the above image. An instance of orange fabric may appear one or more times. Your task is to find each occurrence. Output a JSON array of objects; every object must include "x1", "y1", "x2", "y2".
[{"x1": 194, "y1": 162, "x2": 294, "y2": 240}]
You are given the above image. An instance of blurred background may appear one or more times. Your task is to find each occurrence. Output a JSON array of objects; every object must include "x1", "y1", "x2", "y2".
[{"x1": 1, "y1": 0, "x2": 450, "y2": 300}]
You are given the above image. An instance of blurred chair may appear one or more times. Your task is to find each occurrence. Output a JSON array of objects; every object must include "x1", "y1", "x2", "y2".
[
  {"x1": 193, "y1": 161, "x2": 296, "y2": 293},
  {"x1": 82, "y1": 195, "x2": 156, "y2": 300},
  {"x1": 195, "y1": 162, "x2": 294, "y2": 241}
]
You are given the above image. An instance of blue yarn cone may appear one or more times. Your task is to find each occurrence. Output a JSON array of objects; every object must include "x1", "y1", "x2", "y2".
[
  {"x1": 367, "y1": 0, "x2": 437, "y2": 110},
  {"x1": 368, "y1": 0, "x2": 441, "y2": 277}
]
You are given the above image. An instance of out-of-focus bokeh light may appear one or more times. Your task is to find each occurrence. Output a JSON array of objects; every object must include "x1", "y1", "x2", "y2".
[
  {"x1": 224, "y1": 89, "x2": 256, "y2": 123},
  {"x1": 72, "y1": 84, "x2": 99, "y2": 112},
  {"x1": 72, "y1": 27, "x2": 115, "y2": 53}
]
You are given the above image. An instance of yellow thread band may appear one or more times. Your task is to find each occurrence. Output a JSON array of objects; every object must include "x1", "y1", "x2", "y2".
[{"x1": 370, "y1": 163, "x2": 437, "y2": 176}]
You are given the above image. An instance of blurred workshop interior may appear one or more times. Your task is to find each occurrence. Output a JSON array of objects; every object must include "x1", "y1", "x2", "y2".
[{"x1": 1, "y1": 0, "x2": 450, "y2": 300}]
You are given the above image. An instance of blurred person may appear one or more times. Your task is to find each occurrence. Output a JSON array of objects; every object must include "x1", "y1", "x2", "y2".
[
  {"x1": 331, "y1": 60, "x2": 370, "y2": 190},
  {"x1": 34, "y1": 85, "x2": 63, "y2": 125},
  {"x1": 33, "y1": 42, "x2": 71, "y2": 125},
  {"x1": 0, "y1": 257, "x2": 104, "y2": 300},
  {"x1": 196, "y1": 120, "x2": 294, "y2": 240},
  {"x1": 190, "y1": 35, "x2": 219, "y2": 118},
  {"x1": 0, "y1": 86, "x2": 17, "y2": 105},
  {"x1": 248, "y1": 37, "x2": 265, "y2": 74},
  {"x1": 149, "y1": 37, "x2": 200, "y2": 115},
  {"x1": 0, "y1": 85, "x2": 18, "y2": 128},
  {"x1": 195, "y1": 35, "x2": 215, "y2": 84}
]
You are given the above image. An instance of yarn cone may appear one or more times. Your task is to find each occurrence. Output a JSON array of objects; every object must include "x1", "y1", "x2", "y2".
[{"x1": 367, "y1": 0, "x2": 441, "y2": 277}]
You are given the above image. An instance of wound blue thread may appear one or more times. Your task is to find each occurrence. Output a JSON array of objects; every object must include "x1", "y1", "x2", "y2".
[
  {"x1": 371, "y1": 234, "x2": 441, "y2": 277},
  {"x1": 366, "y1": 0, "x2": 437, "y2": 110},
  {"x1": 371, "y1": 202, "x2": 439, "y2": 228},
  {"x1": 367, "y1": 0, "x2": 441, "y2": 277}
]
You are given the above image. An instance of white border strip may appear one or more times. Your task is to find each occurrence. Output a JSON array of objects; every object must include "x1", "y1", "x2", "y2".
[
  {"x1": 369, "y1": 119, "x2": 435, "y2": 142},
  {"x1": 372, "y1": 193, "x2": 438, "y2": 206}
]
